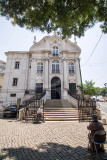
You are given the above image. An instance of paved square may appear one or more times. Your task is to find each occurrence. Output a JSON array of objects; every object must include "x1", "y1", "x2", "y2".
[{"x1": 0, "y1": 117, "x2": 107, "y2": 160}]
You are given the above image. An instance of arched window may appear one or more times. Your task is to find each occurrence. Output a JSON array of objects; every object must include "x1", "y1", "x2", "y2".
[
  {"x1": 37, "y1": 62, "x2": 43, "y2": 74},
  {"x1": 68, "y1": 63, "x2": 75, "y2": 74},
  {"x1": 53, "y1": 46, "x2": 58, "y2": 56},
  {"x1": 52, "y1": 60, "x2": 60, "y2": 73}
]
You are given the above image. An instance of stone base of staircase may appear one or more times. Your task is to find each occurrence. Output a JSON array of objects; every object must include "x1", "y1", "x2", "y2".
[{"x1": 44, "y1": 99, "x2": 79, "y2": 121}]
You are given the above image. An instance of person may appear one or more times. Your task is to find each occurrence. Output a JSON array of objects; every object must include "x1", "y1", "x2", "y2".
[
  {"x1": 87, "y1": 114, "x2": 105, "y2": 151},
  {"x1": 36, "y1": 105, "x2": 44, "y2": 122}
]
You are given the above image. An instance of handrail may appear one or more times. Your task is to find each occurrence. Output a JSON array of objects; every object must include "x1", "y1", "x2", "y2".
[
  {"x1": 68, "y1": 90, "x2": 82, "y2": 100},
  {"x1": 22, "y1": 90, "x2": 46, "y2": 121},
  {"x1": 68, "y1": 90, "x2": 96, "y2": 121},
  {"x1": 22, "y1": 90, "x2": 46, "y2": 106}
]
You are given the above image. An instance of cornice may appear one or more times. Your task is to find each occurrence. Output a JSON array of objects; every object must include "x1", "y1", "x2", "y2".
[
  {"x1": 5, "y1": 51, "x2": 29, "y2": 56},
  {"x1": 61, "y1": 50, "x2": 81, "y2": 54},
  {"x1": 30, "y1": 57, "x2": 48, "y2": 61},
  {"x1": 29, "y1": 50, "x2": 51, "y2": 54}
]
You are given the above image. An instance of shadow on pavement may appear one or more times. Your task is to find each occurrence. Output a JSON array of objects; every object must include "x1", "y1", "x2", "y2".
[{"x1": 0, "y1": 142, "x2": 107, "y2": 160}]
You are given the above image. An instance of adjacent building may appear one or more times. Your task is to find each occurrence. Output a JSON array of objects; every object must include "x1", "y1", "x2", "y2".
[
  {"x1": 0, "y1": 60, "x2": 6, "y2": 90},
  {"x1": 0, "y1": 60, "x2": 6, "y2": 109}
]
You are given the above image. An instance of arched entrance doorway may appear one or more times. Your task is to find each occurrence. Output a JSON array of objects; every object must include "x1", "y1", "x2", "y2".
[{"x1": 51, "y1": 77, "x2": 61, "y2": 99}]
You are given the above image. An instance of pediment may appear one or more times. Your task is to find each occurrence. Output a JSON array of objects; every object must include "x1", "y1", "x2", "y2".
[
  {"x1": 29, "y1": 34, "x2": 81, "y2": 53},
  {"x1": 64, "y1": 40, "x2": 81, "y2": 52},
  {"x1": 29, "y1": 39, "x2": 46, "y2": 52}
]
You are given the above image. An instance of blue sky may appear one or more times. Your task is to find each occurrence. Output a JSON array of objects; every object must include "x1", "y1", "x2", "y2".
[{"x1": 0, "y1": 16, "x2": 107, "y2": 88}]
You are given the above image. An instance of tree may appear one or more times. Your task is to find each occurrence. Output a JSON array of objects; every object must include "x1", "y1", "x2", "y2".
[
  {"x1": 95, "y1": 87, "x2": 102, "y2": 96},
  {"x1": 101, "y1": 87, "x2": 107, "y2": 96},
  {"x1": 78, "y1": 80, "x2": 96, "y2": 97},
  {"x1": 0, "y1": 0, "x2": 107, "y2": 38}
]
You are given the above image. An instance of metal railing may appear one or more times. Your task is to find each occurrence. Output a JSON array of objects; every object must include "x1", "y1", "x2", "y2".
[
  {"x1": 21, "y1": 90, "x2": 46, "y2": 121},
  {"x1": 68, "y1": 90, "x2": 96, "y2": 121},
  {"x1": 52, "y1": 70, "x2": 60, "y2": 74}
]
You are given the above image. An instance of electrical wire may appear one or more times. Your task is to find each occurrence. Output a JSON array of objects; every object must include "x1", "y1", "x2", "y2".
[{"x1": 81, "y1": 33, "x2": 103, "y2": 66}]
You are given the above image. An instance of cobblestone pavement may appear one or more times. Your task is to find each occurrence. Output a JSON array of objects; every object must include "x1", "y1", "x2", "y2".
[{"x1": 0, "y1": 117, "x2": 107, "y2": 160}]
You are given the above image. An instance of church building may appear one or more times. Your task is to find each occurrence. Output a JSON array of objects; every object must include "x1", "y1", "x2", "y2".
[{"x1": 1, "y1": 32, "x2": 81, "y2": 106}]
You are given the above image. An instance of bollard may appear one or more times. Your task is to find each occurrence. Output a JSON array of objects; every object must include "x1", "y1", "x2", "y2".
[
  {"x1": 102, "y1": 118, "x2": 107, "y2": 125},
  {"x1": 19, "y1": 109, "x2": 24, "y2": 120}
]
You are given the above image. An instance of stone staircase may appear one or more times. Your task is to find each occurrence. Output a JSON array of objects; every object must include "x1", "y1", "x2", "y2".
[
  {"x1": 44, "y1": 99, "x2": 79, "y2": 121},
  {"x1": 24, "y1": 99, "x2": 92, "y2": 122}
]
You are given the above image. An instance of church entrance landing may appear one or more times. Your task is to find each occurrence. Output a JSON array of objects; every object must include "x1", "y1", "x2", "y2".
[{"x1": 51, "y1": 77, "x2": 61, "y2": 99}]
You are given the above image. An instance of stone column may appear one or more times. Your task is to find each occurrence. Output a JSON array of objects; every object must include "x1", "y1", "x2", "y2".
[
  {"x1": 63, "y1": 59, "x2": 68, "y2": 89},
  {"x1": 44, "y1": 59, "x2": 49, "y2": 89},
  {"x1": 75, "y1": 59, "x2": 81, "y2": 85}
]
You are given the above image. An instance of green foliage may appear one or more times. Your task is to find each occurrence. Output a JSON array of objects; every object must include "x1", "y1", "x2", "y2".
[
  {"x1": 101, "y1": 87, "x2": 107, "y2": 96},
  {"x1": 95, "y1": 87, "x2": 102, "y2": 96},
  {"x1": 78, "y1": 80, "x2": 96, "y2": 96},
  {"x1": 0, "y1": 0, "x2": 107, "y2": 38}
]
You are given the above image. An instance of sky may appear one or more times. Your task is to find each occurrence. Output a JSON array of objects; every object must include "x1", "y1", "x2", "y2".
[{"x1": 0, "y1": 16, "x2": 107, "y2": 88}]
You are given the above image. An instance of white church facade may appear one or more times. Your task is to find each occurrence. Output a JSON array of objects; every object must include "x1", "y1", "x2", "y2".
[{"x1": 1, "y1": 33, "x2": 82, "y2": 106}]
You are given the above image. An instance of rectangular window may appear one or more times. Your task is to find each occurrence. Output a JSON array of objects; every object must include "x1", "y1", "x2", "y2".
[
  {"x1": 52, "y1": 64, "x2": 60, "y2": 73},
  {"x1": 37, "y1": 63, "x2": 43, "y2": 73},
  {"x1": 15, "y1": 62, "x2": 20, "y2": 69},
  {"x1": 56, "y1": 64, "x2": 60, "y2": 73},
  {"x1": 68, "y1": 65, "x2": 74, "y2": 74},
  {"x1": 52, "y1": 64, "x2": 55, "y2": 73},
  {"x1": 53, "y1": 47, "x2": 58, "y2": 56},
  {"x1": 10, "y1": 94, "x2": 16, "y2": 97},
  {"x1": 69, "y1": 83, "x2": 76, "y2": 94},
  {"x1": 35, "y1": 83, "x2": 43, "y2": 93},
  {"x1": 12, "y1": 78, "x2": 18, "y2": 86}
]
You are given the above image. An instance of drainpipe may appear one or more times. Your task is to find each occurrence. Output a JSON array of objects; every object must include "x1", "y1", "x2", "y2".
[{"x1": 78, "y1": 58, "x2": 83, "y2": 96}]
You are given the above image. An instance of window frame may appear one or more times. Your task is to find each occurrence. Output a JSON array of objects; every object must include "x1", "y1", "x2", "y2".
[
  {"x1": 12, "y1": 78, "x2": 18, "y2": 86},
  {"x1": 15, "y1": 61, "x2": 20, "y2": 69},
  {"x1": 52, "y1": 60, "x2": 60, "y2": 74},
  {"x1": 10, "y1": 94, "x2": 16, "y2": 97},
  {"x1": 37, "y1": 62, "x2": 43, "y2": 74},
  {"x1": 52, "y1": 46, "x2": 58, "y2": 56},
  {"x1": 68, "y1": 63, "x2": 75, "y2": 74},
  {"x1": 35, "y1": 83, "x2": 43, "y2": 93}
]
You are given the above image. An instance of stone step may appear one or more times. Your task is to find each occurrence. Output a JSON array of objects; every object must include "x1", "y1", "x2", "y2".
[
  {"x1": 43, "y1": 99, "x2": 79, "y2": 121},
  {"x1": 44, "y1": 112, "x2": 78, "y2": 115},
  {"x1": 44, "y1": 114, "x2": 90, "y2": 117},
  {"x1": 44, "y1": 110, "x2": 78, "y2": 114},
  {"x1": 44, "y1": 99, "x2": 73, "y2": 107},
  {"x1": 24, "y1": 99, "x2": 91, "y2": 121},
  {"x1": 44, "y1": 107, "x2": 78, "y2": 109},
  {"x1": 45, "y1": 118, "x2": 79, "y2": 121},
  {"x1": 45, "y1": 118, "x2": 92, "y2": 121},
  {"x1": 44, "y1": 115, "x2": 79, "y2": 118}
]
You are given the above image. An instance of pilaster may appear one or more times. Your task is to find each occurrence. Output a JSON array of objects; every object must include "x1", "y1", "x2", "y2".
[
  {"x1": 44, "y1": 58, "x2": 49, "y2": 89},
  {"x1": 75, "y1": 59, "x2": 81, "y2": 85},
  {"x1": 63, "y1": 59, "x2": 68, "y2": 89},
  {"x1": 30, "y1": 59, "x2": 37, "y2": 89}
]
